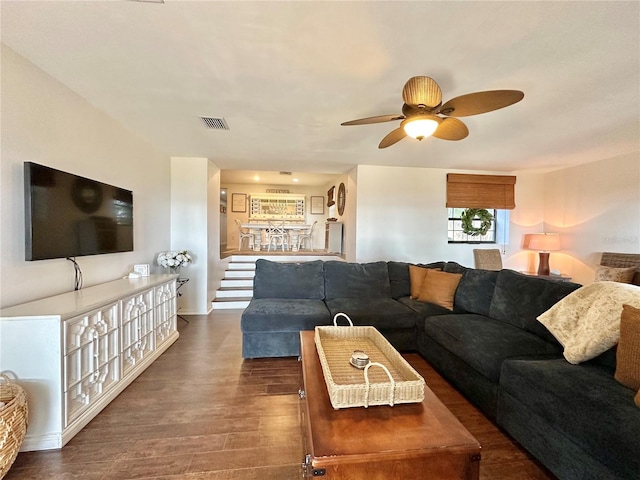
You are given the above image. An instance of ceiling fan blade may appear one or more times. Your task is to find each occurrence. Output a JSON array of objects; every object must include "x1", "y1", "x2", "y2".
[
  {"x1": 432, "y1": 117, "x2": 469, "y2": 141},
  {"x1": 378, "y1": 127, "x2": 407, "y2": 148},
  {"x1": 439, "y1": 90, "x2": 524, "y2": 117},
  {"x1": 402, "y1": 76, "x2": 442, "y2": 108},
  {"x1": 341, "y1": 114, "x2": 404, "y2": 126}
]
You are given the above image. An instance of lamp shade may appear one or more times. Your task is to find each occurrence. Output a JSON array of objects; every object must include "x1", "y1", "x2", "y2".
[{"x1": 528, "y1": 233, "x2": 561, "y2": 252}]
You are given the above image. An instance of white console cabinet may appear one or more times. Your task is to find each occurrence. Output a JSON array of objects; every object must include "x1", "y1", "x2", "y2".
[{"x1": 0, "y1": 275, "x2": 179, "y2": 451}]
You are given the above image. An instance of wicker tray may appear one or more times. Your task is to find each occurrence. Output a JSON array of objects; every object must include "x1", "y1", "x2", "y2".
[{"x1": 314, "y1": 314, "x2": 425, "y2": 409}]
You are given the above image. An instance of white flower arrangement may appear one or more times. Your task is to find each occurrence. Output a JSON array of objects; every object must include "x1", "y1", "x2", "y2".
[{"x1": 157, "y1": 250, "x2": 192, "y2": 269}]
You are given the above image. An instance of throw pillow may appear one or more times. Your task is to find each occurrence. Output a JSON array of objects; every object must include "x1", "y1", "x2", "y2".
[
  {"x1": 615, "y1": 304, "x2": 640, "y2": 391},
  {"x1": 417, "y1": 270, "x2": 462, "y2": 311},
  {"x1": 594, "y1": 265, "x2": 636, "y2": 284},
  {"x1": 409, "y1": 265, "x2": 430, "y2": 299},
  {"x1": 635, "y1": 390, "x2": 640, "y2": 409},
  {"x1": 537, "y1": 282, "x2": 640, "y2": 364}
]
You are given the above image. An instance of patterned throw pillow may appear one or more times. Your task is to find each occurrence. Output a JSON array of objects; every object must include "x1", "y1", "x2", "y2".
[
  {"x1": 417, "y1": 270, "x2": 463, "y2": 311},
  {"x1": 594, "y1": 265, "x2": 636, "y2": 284},
  {"x1": 615, "y1": 304, "x2": 640, "y2": 392}
]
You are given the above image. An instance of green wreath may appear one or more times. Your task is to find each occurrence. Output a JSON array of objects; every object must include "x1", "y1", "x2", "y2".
[{"x1": 460, "y1": 208, "x2": 494, "y2": 236}]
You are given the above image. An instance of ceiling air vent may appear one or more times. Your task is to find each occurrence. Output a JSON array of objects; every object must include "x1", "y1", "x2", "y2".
[
  {"x1": 279, "y1": 172, "x2": 292, "y2": 175},
  {"x1": 200, "y1": 117, "x2": 229, "y2": 130}
]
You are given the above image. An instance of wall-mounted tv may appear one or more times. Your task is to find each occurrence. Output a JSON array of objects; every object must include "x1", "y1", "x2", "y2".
[{"x1": 24, "y1": 162, "x2": 133, "y2": 261}]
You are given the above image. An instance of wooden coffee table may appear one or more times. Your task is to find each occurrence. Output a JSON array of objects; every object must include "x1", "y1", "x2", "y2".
[{"x1": 300, "y1": 331, "x2": 481, "y2": 479}]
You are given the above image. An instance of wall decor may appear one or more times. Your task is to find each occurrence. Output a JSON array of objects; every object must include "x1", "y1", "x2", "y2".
[
  {"x1": 232, "y1": 193, "x2": 247, "y2": 212},
  {"x1": 311, "y1": 196, "x2": 324, "y2": 215},
  {"x1": 337, "y1": 183, "x2": 346, "y2": 216},
  {"x1": 327, "y1": 186, "x2": 336, "y2": 207}
]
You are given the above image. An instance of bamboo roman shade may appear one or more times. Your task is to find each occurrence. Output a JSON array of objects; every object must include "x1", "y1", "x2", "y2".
[{"x1": 446, "y1": 173, "x2": 516, "y2": 210}]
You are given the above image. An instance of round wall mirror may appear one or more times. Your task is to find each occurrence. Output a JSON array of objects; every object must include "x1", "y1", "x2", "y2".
[{"x1": 337, "y1": 182, "x2": 346, "y2": 216}]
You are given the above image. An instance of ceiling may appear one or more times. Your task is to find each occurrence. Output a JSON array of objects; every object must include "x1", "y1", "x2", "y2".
[{"x1": 2, "y1": 1, "x2": 639, "y2": 187}]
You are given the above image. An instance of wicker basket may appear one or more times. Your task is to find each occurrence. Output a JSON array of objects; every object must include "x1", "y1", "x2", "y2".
[
  {"x1": 0, "y1": 374, "x2": 28, "y2": 479},
  {"x1": 314, "y1": 314, "x2": 425, "y2": 409}
]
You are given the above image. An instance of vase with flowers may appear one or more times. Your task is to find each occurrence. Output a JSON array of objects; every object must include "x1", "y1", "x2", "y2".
[{"x1": 157, "y1": 250, "x2": 192, "y2": 274}]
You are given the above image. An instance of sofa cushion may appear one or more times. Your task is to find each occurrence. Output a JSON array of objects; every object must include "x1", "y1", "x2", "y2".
[
  {"x1": 253, "y1": 259, "x2": 325, "y2": 300},
  {"x1": 615, "y1": 304, "x2": 640, "y2": 392},
  {"x1": 443, "y1": 261, "x2": 469, "y2": 275},
  {"x1": 388, "y1": 261, "x2": 445, "y2": 299},
  {"x1": 417, "y1": 270, "x2": 462, "y2": 310},
  {"x1": 398, "y1": 297, "x2": 453, "y2": 323},
  {"x1": 324, "y1": 261, "x2": 391, "y2": 299},
  {"x1": 489, "y1": 269, "x2": 581, "y2": 344},
  {"x1": 388, "y1": 261, "x2": 411, "y2": 299},
  {"x1": 324, "y1": 298, "x2": 417, "y2": 329},
  {"x1": 241, "y1": 298, "x2": 331, "y2": 332},
  {"x1": 500, "y1": 358, "x2": 640, "y2": 478},
  {"x1": 422, "y1": 314, "x2": 561, "y2": 383},
  {"x1": 454, "y1": 269, "x2": 499, "y2": 317}
]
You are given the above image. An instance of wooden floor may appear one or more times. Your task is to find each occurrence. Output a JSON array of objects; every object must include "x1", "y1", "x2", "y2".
[{"x1": 6, "y1": 311, "x2": 556, "y2": 480}]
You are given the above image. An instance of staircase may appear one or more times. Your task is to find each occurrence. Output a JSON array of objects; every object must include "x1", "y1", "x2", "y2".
[{"x1": 211, "y1": 253, "x2": 343, "y2": 310}]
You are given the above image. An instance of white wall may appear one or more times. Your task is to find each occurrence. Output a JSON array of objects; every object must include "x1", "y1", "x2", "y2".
[
  {"x1": 0, "y1": 45, "x2": 171, "y2": 308},
  {"x1": 170, "y1": 157, "x2": 219, "y2": 314},
  {"x1": 542, "y1": 153, "x2": 640, "y2": 285},
  {"x1": 351, "y1": 158, "x2": 639, "y2": 286},
  {"x1": 352, "y1": 165, "x2": 544, "y2": 267}
]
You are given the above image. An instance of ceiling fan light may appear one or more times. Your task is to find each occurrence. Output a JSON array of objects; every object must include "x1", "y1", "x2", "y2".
[{"x1": 403, "y1": 118, "x2": 439, "y2": 140}]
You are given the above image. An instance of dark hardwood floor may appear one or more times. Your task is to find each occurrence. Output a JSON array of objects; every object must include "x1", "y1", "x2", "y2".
[{"x1": 6, "y1": 311, "x2": 556, "y2": 479}]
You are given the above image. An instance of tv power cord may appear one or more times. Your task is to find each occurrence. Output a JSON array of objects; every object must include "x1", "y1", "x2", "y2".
[{"x1": 66, "y1": 256, "x2": 83, "y2": 291}]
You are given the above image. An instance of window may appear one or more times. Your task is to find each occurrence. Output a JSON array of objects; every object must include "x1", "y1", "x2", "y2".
[{"x1": 448, "y1": 208, "x2": 496, "y2": 243}]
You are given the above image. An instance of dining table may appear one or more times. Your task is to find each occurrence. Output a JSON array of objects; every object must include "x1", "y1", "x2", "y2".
[{"x1": 241, "y1": 222, "x2": 311, "y2": 252}]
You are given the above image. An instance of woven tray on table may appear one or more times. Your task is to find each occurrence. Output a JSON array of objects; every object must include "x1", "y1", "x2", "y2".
[
  {"x1": 314, "y1": 314, "x2": 425, "y2": 409},
  {"x1": 0, "y1": 373, "x2": 28, "y2": 480}
]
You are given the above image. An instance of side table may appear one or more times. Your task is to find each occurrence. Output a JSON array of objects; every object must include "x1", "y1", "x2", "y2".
[
  {"x1": 176, "y1": 278, "x2": 189, "y2": 323},
  {"x1": 520, "y1": 272, "x2": 572, "y2": 281}
]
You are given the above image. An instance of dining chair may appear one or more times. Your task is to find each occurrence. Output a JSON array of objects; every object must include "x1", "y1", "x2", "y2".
[
  {"x1": 297, "y1": 221, "x2": 317, "y2": 251},
  {"x1": 473, "y1": 248, "x2": 503, "y2": 271},
  {"x1": 267, "y1": 221, "x2": 287, "y2": 252},
  {"x1": 234, "y1": 219, "x2": 254, "y2": 251}
]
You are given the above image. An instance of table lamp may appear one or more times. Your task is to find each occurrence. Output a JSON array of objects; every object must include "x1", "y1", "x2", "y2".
[{"x1": 528, "y1": 233, "x2": 561, "y2": 275}]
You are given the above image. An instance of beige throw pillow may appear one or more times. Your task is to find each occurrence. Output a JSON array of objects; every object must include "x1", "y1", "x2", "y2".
[
  {"x1": 417, "y1": 270, "x2": 462, "y2": 311},
  {"x1": 615, "y1": 304, "x2": 640, "y2": 391},
  {"x1": 594, "y1": 265, "x2": 636, "y2": 284},
  {"x1": 537, "y1": 281, "x2": 640, "y2": 364}
]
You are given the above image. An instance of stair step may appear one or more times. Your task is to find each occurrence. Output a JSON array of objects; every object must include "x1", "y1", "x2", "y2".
[
  {"x1": 211, "y1": 298, "x2": 251, "y2": 310},
  {"x1": 228, "y1": 263, "x2": 256, "y2": 271},
  {"x1": 215, "y1": 287, "x2": 253, "y2": 298},
  {"x1": 225, "y1": 270, "x2": 255, "y2": 279},
  {"x1": 221, "y1": 278, "x2": 253, "y2": 288}
]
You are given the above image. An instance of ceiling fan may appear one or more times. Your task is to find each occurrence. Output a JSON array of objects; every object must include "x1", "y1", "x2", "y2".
[{"x1": 341, "y1": 76, "x2": 524, "y2": 148}]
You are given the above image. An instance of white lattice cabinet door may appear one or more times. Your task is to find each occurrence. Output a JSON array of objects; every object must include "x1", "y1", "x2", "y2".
[
  {"x1": 121, "y1": 289, "x2": 156, "y2": 377},
  {"x1": 154, "y1": 281, "x2": 176, "y2": 348},
  {"x1": 63, "y1": 303, "x2": 120, "y2": 427}
]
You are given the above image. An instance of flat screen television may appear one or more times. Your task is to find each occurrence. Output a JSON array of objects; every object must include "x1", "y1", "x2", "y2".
[{"x1": 24, "y1": 162, "x2": 133, "y2": 261}]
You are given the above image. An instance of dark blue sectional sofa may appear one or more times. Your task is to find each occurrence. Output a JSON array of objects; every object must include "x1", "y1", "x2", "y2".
[{"x1": 240, "y1": 258, "x2": 640, "y2": 480}]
